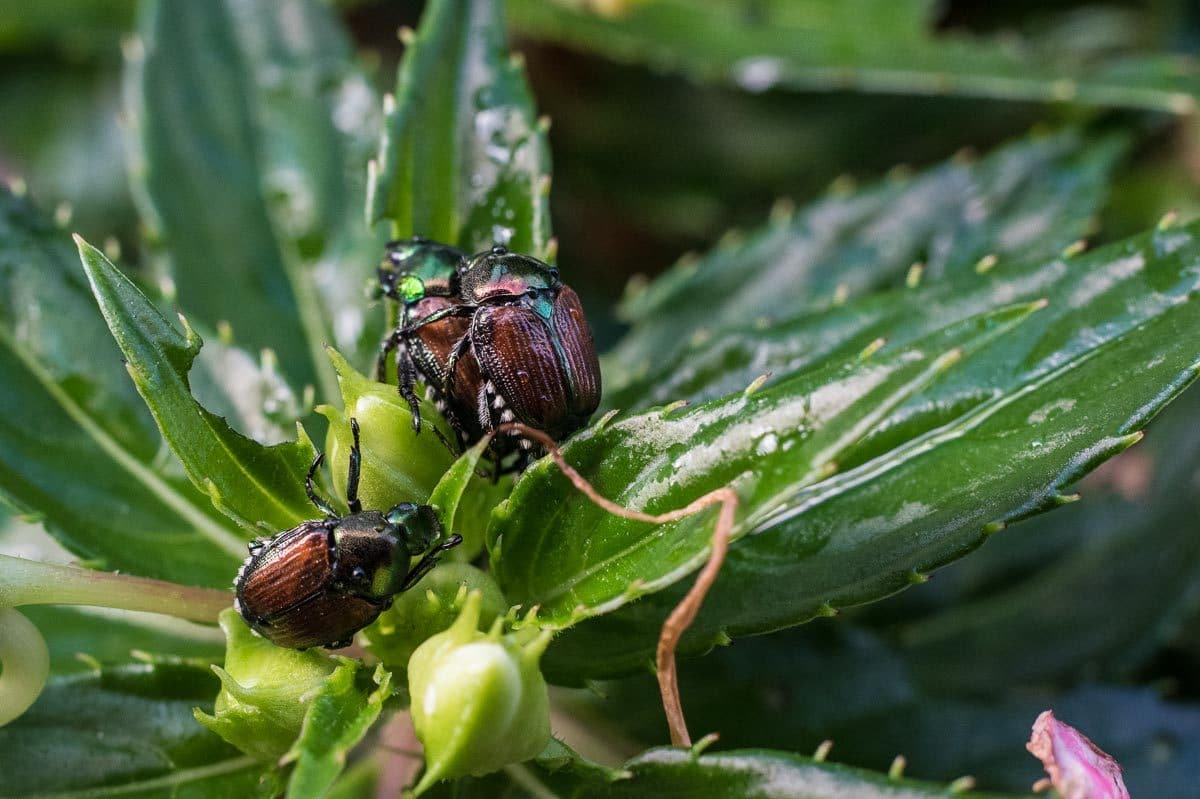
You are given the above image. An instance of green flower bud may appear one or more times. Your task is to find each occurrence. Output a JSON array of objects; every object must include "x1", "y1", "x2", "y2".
[
  {"x1": 408, "y1": 592, "x2": 552, "y2": 795},
  {"x1": 194, "y1": 608, "x2": 339, "y2": 760},
  {"x1": 362, "y1": 562, "x2": 508, "y2": 672},
  {"x1": 318, "y1": 348, "x2": 455, "y2": 509}
]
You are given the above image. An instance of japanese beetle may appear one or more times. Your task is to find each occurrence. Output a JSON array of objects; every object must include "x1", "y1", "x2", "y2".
[
  {"x1": 379, "y1": 240, "x2": 601, "y2": 470},
  {"x1": 448, "y1": 245, "x2": 601, "y2": 459},
  {"x1": 234, "y1": 419, "x2": 461, "y2": 649},
  {"x1": 377, "y1": 237, "x2": 484, "y2": 445}
]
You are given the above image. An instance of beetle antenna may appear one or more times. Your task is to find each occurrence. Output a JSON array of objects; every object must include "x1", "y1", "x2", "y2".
[
  {"x1": 346, "y1": 419, "x2": 363, "y2": 514},
  {"x1": 305, "y1": 452, "x2": 337, "y2": 518}
]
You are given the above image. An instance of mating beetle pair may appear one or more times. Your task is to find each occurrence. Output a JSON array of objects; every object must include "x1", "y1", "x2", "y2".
[
  {"x1": 377, "y1": 238, "x2": 601, "y2": 468},
  {"x1": 235, "y1": 419, "x2": 461, "y2": 649}
]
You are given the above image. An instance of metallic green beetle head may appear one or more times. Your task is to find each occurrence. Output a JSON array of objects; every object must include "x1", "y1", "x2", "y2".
[{"x1": 378, "y1": 237, "x2": 466, "y2": 306}]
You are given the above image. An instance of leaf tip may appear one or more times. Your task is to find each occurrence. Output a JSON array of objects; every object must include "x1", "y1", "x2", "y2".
[
  {"x1": 907, "y1": 569, "x2": 930, "y2": 585},
  {"x1": 769, "y1": 197, "x2": 795, "y2": 224},
  {"x1": 858, "y1": 337, "x2": 886, "y2": 361},
  {"x1": 1062, "y1": 239, "x2": 1088, "y2": 258},
  {"x1": 690, "y1": 732, "x2": 719, "y2": 756},
  {"x1": 1169, "y1": 93, "x2": 1196, "y2": 115},
  {"x1": 661, "y1": 399, "x2": 690, "y2": 418},
  {"x1": 828, "y1": 174, "x2": 856, "y2": 195},
  {"x1": 934, "y1": 347, "x2": 964, "y2": 371},
  {"x1": 119, "y1": 34, "x2": 143, "y2": 63},
  {"x1": 717, "y1": 228, "x2": 744, "y2": 250},
  {"x1": 743, "y1": 372, "x2": 772, "y2": 397},
  {"x1": 974, "y1": 253, "x2": 998, "y2": 274},
  {"x1": 1119, "y1": 430, "x2": 1146, "y2": 449},
  {"x1": 176, "y1": 313, "x2": 202, "y2": 351},
  {"x1": 952, "y1": 146, "x2": 978, "y2": 164},
  {"x1": 948, "y1": 775, "x2": 977, "y2": 793},
  {"x1": 905, "y1": 262, "x2": 924, "y2": 288},
  {"x1": 593, "y1": 408, "x2": 621, "y2": 432}
]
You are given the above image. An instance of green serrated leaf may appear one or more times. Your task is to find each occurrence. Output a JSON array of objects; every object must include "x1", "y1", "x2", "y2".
[
  {"x1": 891, "y1": 386, "x2": 1200, "y2": 693},
  {"x1": 607, "y1": 131, "x2": 1124, "y2": 409},
  {"x1": 509, "y1": 0, "x2": 1199, "y2": 114},
  {"x1": 285, "y1": 663, "x2": 392, "y2": 799},
  {"x1": 0, "y1": 661, "x2": 278, "y2": 798},
  {"x1": 77, "y1": 237, "x2": 317, "y2": 535},
  {"x1": 129, "y1": 0, "x2": 381, "y2": 395},
  {"x1": 589, "y1": 626, "x2": 1197, "y2": 795},
  {"x1": 0, "y1": 190, "x2": 242, "y2": 586},
  {"x1": 369, "y1": 0, "x2": 553, "y2": 260},
  {"x1": 425, "y1": 740, "x2": 1032, "y2": 798},
  {"x1": 494, "y1": 301, "x2": 1041, "y2": 628},
  {"x1": 497, "y1": 217, "x2": 1200, "y2": 679}
]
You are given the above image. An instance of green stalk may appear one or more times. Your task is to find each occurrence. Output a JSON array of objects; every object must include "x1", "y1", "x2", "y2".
[{"x1": 0, "y1": 554, "x2": 232, "y2": 727}]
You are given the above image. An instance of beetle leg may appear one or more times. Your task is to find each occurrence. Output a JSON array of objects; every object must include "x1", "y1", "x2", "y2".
[
  {"x1": 484, "y1": 380, "x2": 528, "y2": 448},
  {"x1": 399, "y1": 534, "x2": 464, "y2": 591},
  {"x1": 345, "y1": 418, "x2": 363, "y2": 514},
  {"x1": 376, "y1": 329, "x2": 399, "y2": 382},
  {"x1": 429, "y1": 422, "x2": 460, "y2": 457},
  {"x1": 391, "y1": 340, "x2": 425, "y2": 433},
  {"x1": 305, "y1": 452, "x2": 337, "y2": 517},
  {"x1": 399, "y1": 303, "x2": 475, "y2": 335},
  {"x1": 441, "y1": 329, "x2": 474, "y2": 398}
]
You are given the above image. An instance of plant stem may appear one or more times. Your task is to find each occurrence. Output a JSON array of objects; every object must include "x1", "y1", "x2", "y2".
[
  {"x1": 0, "y1": 554, "x2": 232, "y2": 727},
  {"x1": 0, "y1": 554, "x2": 231, "y2": 623}
]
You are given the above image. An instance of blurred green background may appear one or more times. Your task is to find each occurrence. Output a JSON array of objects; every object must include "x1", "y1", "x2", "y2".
[{"x1": 3, "y1": 0, "x2": 1200, "y2": 793}]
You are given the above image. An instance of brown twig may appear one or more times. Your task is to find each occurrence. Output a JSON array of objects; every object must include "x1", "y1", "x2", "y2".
[{"x1": 496, "y1": 423, "x2": 739, "y2": 747}]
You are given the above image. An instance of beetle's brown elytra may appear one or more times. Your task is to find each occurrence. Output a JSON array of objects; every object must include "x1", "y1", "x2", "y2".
[{"x1": 234, "y1": 419, "x2": 461, "y2": 650}]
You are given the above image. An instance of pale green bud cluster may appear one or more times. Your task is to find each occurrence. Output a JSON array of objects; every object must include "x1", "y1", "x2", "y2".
[{"x1": 408, "y1": 591, "x2": 552, "y2": 795}]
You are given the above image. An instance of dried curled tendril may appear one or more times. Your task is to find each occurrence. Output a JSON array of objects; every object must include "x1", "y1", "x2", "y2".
[
  {"x1": 497, "y1": 423, "x2": 739, "y2": 747},
  {"x1": 0, "y1": 555, "x2": 230, "y2": 725}
]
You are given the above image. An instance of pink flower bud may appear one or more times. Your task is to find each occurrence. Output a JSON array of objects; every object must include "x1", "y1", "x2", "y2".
[{"x1": 1026, "y1": 710, "x2": 1129, "y2": 799}]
